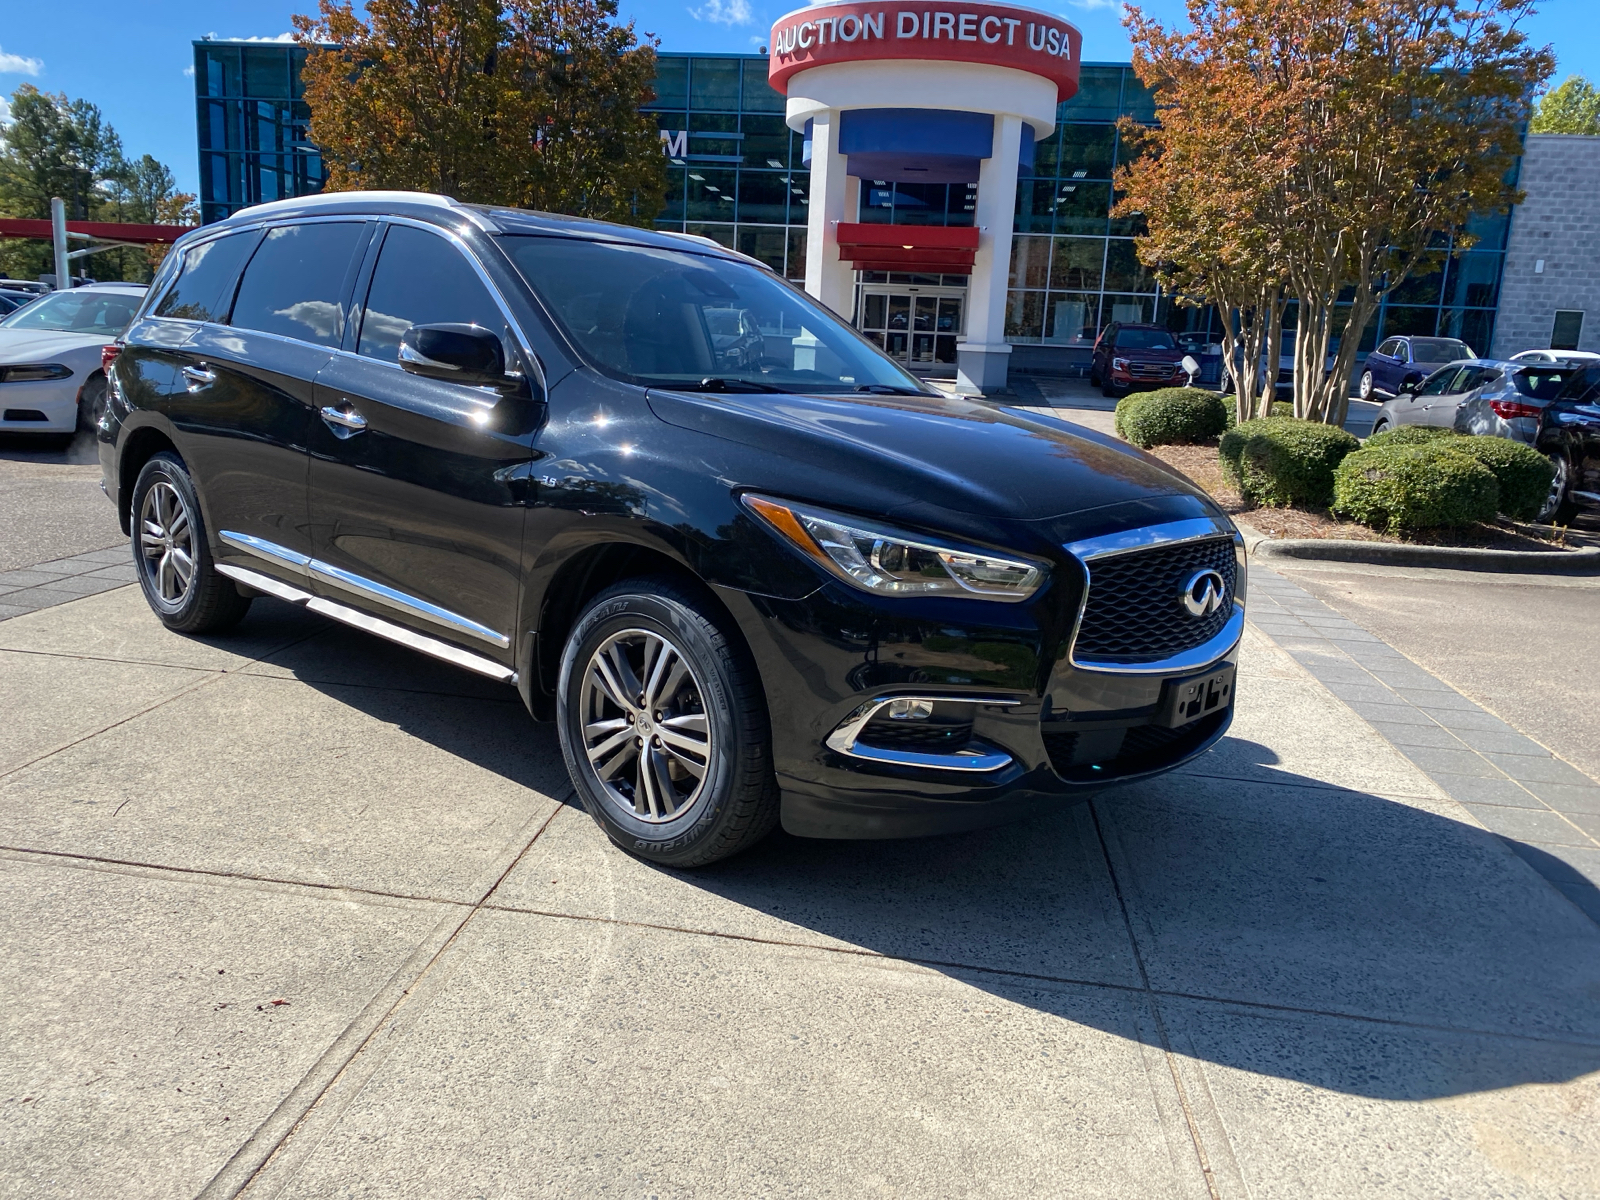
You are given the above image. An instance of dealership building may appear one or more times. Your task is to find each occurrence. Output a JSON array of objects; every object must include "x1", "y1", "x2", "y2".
[{"x1": 192, "y1": 7, "x2": 1587, "y2": 392}]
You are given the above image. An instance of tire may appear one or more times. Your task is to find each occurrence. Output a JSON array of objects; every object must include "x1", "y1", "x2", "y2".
[
  {"x1": 557, "y1": 577, "x2": 779, "y2": 867},
  {"x1": 130, "y1": 452, "x2": 252, "y2": 634},
  {"x1": 1358, "y1": 370, "x2": 1374, "y2": 402},
  {"x1": 1370, "y1": 419, "x2": 1388, "y2": 436},
  {"x1": 1088, "y1": 366, "x2": 1101, "y2": 387},
  {"x1": 1537, "y1": 452, "x2": 1578, "y2": 525},
  {"x1": 77, "y1": 374, "x2": 107, "y2": 432},
  {"x1": 1101, "y1": 382, "x2": 1125, "y2": 399}
]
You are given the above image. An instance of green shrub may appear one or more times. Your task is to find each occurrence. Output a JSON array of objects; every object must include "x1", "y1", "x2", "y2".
[
  {"x1": 1445, "y1": 436, "x2": 1555, "y2": 521},
  {"x1": 1223, "y1": 400, "x2": 1292, "y2": 430},
  {"x1": 1114, "y1": 388, "x2": 1230, "y2": 448},
  {"x1": 1219, "y1": 417, "x2": 1362, "y2": 507},
  {"x1": 1363, "y1": 425, "x2": 1459, "y2": 451},
  {"x1": 1332, "y1": 444, "x2": 1499, "y2": 533}
]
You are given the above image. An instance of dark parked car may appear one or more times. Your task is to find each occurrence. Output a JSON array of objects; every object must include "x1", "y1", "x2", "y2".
[
  {"x1": 100, "y1": 193, "x2": 1245, "y2": 866},
  {"x1": 1533, "y1": 364, "x2": 1600, "y2": 524},
  {"x1": 1358, "y1": 335, "x2": 1474, "y2": 401},
  {"x1": 1089, "y1": 322, "x2": 1189, "y2": 397}
]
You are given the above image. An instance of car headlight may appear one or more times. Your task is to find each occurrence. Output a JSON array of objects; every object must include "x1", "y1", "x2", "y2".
[
  {"x1": 0, "y1": 362, "x2": 73, "y2": 383},
  {"x1": 743, "y1": 494, "x2": 1047, "y2": 602},
  {"x1": 1112, "y1": 357, "x2": 1130, "y2": 371}
]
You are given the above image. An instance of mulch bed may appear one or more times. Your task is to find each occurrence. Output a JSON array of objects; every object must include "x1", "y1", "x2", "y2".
[{"x1": 1143, "y1": 441, "x2": 1600, "y2": 552}]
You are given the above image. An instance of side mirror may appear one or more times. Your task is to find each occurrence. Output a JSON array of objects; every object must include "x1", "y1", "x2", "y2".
[{"x1": 399, "y1": 323, "x2": 512, "y2": 388}]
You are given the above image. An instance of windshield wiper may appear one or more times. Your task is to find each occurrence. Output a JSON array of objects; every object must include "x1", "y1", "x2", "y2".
[
  {"x1": 854, "y1": 383, "x2": 930, "y2": 396},
  {"x1": 674, "y1": 377, "x2": 789, "y2": 394}
]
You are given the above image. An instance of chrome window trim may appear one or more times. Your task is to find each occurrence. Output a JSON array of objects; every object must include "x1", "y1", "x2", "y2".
[
  {"x1": 824, "y1": 694, "x2": 1021, "y2": 773},
  {"x1": 214, "y1": 563, "x2": 516, "y2": 683},
  {"x1": 219, "y1": 529, "x2": 510, "y2": 649},
  {"x1": 1063, "y1": 517, "x2": 1246, "y2": 676}
]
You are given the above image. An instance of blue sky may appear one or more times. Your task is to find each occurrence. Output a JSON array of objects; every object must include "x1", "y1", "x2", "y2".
[{"x1": 1, "y1": 0, "x2": 1595, "y2": 198}]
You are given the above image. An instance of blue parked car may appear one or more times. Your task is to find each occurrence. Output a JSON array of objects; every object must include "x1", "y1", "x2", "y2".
[{"x1": 1357, "y1": 335, "x2": 1475, "y2": 401}]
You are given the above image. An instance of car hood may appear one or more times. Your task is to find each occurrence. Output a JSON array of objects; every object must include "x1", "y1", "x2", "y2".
[
  {"x1": 0, "y1": 328, "x2": 111, "y2": 363},
  {"x1": 1114, "y1": 347, "x2": 1183, "y2": 362},
  {"x1": 646, "y1": 386, "x2": 1210, "y2": 522}
]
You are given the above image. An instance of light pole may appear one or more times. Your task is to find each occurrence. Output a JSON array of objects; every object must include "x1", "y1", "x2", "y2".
[{"x1": 50, "y1": 197, "x2": 70, "y2": 289}]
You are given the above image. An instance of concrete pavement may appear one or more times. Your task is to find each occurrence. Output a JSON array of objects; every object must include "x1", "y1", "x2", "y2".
[{"x1": 3, "y1": 575, "x2": 1599, "y2": 1196}]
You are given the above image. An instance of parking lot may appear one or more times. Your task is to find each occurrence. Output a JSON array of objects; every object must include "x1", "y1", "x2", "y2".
[{"x1": 3, "y1": 433, "x2": 1600, "y2": 1199}]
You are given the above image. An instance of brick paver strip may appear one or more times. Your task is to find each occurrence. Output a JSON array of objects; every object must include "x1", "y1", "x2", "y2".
[
  {"x1": 1248, "y1": 563, "x2": 1600, "y2": 923},
  {"x1": 0, "y1": 546, "x2": 134, "y2": 620}
]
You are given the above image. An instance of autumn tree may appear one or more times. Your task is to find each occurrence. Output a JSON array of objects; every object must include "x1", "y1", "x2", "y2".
[
  {"x1": 1124, "y1": 0, "x2": 1551, "y2": 426},
  {"x1": 1116, "y1": 28, "x2": 1290, "y2": 423},
  {"x1": 293, "y1": 0, "x2": 665, "y2": 225},
  {"x1": 1530, "y1": 74, "x2": 1600, "y2": 134}
]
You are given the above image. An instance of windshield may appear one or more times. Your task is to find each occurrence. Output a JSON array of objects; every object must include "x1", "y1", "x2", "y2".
[
  {"x1": 0, "y1": 289, "x2": 140, "y2": 335},
  {"x1": 499, "y1": 236, "x2": 928, "y2": 394},
  {"x1": 1113, "y1": 328, "x2": 1176, "y2": 351},
  {"x1": 1511, "y1": 367, "x2": 1571, "y2": 400},
  {"x1": 1410, "y1": 337, "x2": 1471, "y2": 362}
]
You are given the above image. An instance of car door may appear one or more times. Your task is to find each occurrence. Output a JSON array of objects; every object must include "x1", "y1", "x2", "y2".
[
  {"x1": 1423, "y1": 365, "x2": 1488, "y2": 427},
  {"x1": 1394, "y1": 366, "x2": 1461, "y2": 426},
  {"x1": 177, "y1": 220, "x2": 374, "y2": 586},
  {"x1": 304, "y1": 222, "x2": 541, "y2": 658}
]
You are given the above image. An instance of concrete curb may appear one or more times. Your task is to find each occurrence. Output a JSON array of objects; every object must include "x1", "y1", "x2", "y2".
[{"x1": 1235, "y1": 519, "x2": 1600, "y2": 574}]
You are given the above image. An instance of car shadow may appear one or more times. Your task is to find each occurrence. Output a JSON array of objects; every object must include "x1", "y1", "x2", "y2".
[{"x1": 247, "y1": 598, "x2": 1600, "y2": 1102}]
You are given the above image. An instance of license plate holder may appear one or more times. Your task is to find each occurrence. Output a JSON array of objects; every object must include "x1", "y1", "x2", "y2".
[{"x1": 1157, "y1": 665, "x2": 1235, "y2": 728}]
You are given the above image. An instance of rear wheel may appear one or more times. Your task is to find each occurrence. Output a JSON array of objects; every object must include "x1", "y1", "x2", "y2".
[
  {"x1": 1088, "y1": 366, "x2": 1102, "y2": 387},
  {"x1": 558, "y1": 578, "x2": 778, "y2": 867},
  {"x1": 1358, "y1": 370, "x2": 1375, "y2": 402},
  {"x1": 130, "y1": 452, "x2": 252, "y2": 634}
]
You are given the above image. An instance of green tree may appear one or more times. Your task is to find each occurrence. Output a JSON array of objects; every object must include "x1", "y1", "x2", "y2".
[
  {"x1": 0, "y1": 86, "x2": 191, "y2": 283},
  {"x1": 293, "y1": 0, "x2": 666, "y2": 225},
  {"x1": 1531, "y1": 74, "x2": 1600, "y2": 134}
]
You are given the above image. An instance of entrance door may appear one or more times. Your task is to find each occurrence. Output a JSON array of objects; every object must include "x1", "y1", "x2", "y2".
[{"x1": 857, "y1": 287, "x2": 964, "y2": 371}]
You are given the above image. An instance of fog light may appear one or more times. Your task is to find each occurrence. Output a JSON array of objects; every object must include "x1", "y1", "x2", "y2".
[{"x1": 885, "y1": 698, "x2": 934, "y2": 721}]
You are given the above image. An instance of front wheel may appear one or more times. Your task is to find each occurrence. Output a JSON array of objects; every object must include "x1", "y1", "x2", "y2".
[
  {"x1": 1537, "y1": 452, "x2": 1577, "y2": 524},
  {"x1": 557, "y1": 578, "x2": 779, "y2": 867},
  {"x1": 131, "y1": 452, "x2": 253, "y2": 634},
  {"x1": 77, "y1": 374, "x2": 107, "y2": 431},
  {"x1": 1358, "y1": 370, "x2": 1374, "y2": 401}
]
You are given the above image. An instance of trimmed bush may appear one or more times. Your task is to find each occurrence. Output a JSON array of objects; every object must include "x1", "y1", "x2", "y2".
[
  {"x1": 1363, "y1": 425, "x2": 1459, "y2": 451},
  {"x1": 1114, "y1": 388, "x2": 1230, "y2": 447},
  {"x1": 1446, "y1": 436, "x2": 1555, "y2": 521},
  {"x1": 1332, "y1": 444, "x2": 1499, "y2": 533},
  {"x1": 1219, "y1": 417, "x2": 1362, "y2": 507},
  {"x1": 1223, "y1": 400, "x2": 1292, "y2": 430}
]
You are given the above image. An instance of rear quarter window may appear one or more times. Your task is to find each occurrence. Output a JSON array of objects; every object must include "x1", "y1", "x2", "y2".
[{"x1": 153, "y1": 232, "x2": 259, "y2": 323}]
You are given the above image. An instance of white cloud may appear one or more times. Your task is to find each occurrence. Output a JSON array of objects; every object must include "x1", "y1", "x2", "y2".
[
  {"x1": 0, "y1": 94, "x2": 10, "y2": 128},
  {"x1": 1068, "y1": 0, "x2": 1124, "y2": 10},
  {"x1": 183, "y1": 65, "x2": 196, "y2": 78},
  {"x1": 0, "y1": 46, "x2": 45, "y2": 76},
  {"x1": 233, "y1": 32, "x2": 296, "y2": 43},
  {"x1": 689, "y1": 0, "x2": 754, "y2": 26}
]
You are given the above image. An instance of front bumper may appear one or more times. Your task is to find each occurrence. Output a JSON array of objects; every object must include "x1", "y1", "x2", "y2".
[
  {"x1": 0, "y1": 378, "x2": 78, "y2": 432},
  {"x1": 718, "y1": 516, "x2": 1246, "y2": 839}
]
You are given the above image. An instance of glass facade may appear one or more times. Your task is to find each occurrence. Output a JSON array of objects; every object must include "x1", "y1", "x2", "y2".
[
  {"x1": 193, "y1": 40, "x2": 325, "y2": 225},
  {"x1": 197, "y1": 47, "x2": 1508, "y2": 360}
]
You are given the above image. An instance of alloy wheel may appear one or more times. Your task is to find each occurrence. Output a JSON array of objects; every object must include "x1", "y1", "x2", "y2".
[
  {"x1": 138, "y1": 480, "x2": 195, "y2": 606},
  {"x1": 1359, "y1": 370, "x2": 1374, "y2": 401},
  {"x1": 1541, "y1": 454, "x2": 1569, "y2": 521},
  {"x1": 579, "y1": 628, "x2": 713, "y2": 823}
]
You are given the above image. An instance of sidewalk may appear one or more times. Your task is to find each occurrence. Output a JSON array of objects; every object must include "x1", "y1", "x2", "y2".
[{"x1": 3, "y1": 566, "x2": 1598, "y2": 1196}]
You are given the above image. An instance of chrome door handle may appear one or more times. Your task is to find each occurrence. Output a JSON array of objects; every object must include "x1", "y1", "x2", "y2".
[
  {"x1": 320, "y1": 404, "x2": 368, "y2": 436},
  {"x1": 181, "y1": 364, "x2": 216, "y2": 390}
]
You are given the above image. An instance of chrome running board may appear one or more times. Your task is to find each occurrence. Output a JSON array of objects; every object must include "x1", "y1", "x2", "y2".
[{"x1": 215, "y1": 562, "x2": 518, "y2": 684}]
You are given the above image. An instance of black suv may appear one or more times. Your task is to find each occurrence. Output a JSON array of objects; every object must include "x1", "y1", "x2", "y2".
[{"x1": 100, "y1": 193, "x2": 1245, "y2": 866}]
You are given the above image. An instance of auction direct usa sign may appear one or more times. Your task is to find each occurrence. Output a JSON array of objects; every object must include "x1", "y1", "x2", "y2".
[{"x1": 768, "y1": 2, "x2": 1082, "y2": 99}]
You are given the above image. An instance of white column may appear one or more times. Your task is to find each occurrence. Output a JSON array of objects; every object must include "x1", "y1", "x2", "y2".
[
  {"x1": 957, "y1": 114, "x2": 1024, "y2": 395},
  {"x1": 51, "y1": 196, "x2": 70, "y2": 290},
  {"x1": 803, "y1": 110, "x2": 855, "y2": 319}
]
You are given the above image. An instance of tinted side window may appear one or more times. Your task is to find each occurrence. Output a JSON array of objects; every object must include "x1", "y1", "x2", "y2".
[
  {"x1": 229, "y1": 222, "x2": 367, "y2": 346},
  {"x1": 357, "y1": 225, "x2": 504, "y2": 363},
  {"x1": 153, "y1": 232, "x2": 257, "y2": 323},
  {"x1": 1376, "y1": 339, "x2": 1400, "y2": 358},
  {"x1": 1418, "y1": 368, "x2": 1461, "y2": 396},
  {"x1": 1559, "y1": 365, "x2": 1600, "y2": 403}
]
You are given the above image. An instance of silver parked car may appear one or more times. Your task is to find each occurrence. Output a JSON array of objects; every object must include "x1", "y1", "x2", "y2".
[{"x1": 1368, "y1": 358, "x2": 1567, "y2": 438}]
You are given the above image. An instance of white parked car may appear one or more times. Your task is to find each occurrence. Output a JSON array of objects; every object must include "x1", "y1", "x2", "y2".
[
  {"x1": 0, "y1": 282, "x2": 145, "y2": 436},
  {"x1": 1509, "y1": 348, "x2": 1600, "y2": 366}
]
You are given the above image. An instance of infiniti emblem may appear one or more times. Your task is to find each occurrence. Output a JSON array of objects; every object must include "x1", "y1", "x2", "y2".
[{"x1": 1181, "y1": 569, "x2": 1227, "y2": 617}]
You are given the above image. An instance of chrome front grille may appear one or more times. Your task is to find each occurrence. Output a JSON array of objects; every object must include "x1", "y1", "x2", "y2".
[{"x1": 1062, "y1": 519, "x2": 1244, "y2": 673}]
